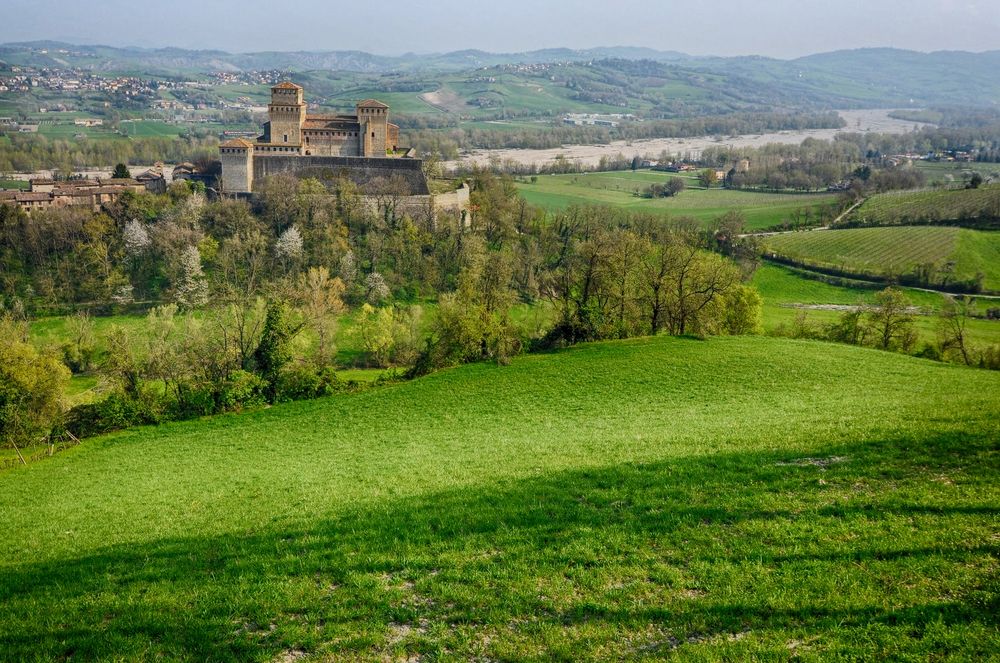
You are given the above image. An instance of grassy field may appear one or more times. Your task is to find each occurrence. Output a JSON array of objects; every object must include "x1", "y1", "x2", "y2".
[
  {"x1": 121, "y1": 120, "x2": 189, "y2": 138},
  {"x1": 1, "y1": 335, "x2": 998, "y2": 660},
  {"x1": 517, "y1": 171, "x2": 839, "y2": 229},
  {"x1": 912, "y1": 161, "x2": 1000, "y2": 186},
  {"x1": 752, "y1": 263, "x2": 1000, "y2": 346},
  {"x1": 763, "y1": 226, "x2": 1000, "y2": 292},
  {"x1": 0, "y1": 179, "x2": 29, "y2": 190},
  {"x1": 846, "y1": 184, "x2": 1000, "y2": 227}
]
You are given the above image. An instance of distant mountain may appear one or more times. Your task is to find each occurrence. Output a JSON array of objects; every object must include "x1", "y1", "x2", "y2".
[
  {"x1": 692, "y1": 48, "x2": 1000, "y2": 107},
  {"x1": 1, "y1": 42, "x2": 999, "y2": 108},
  {"x1": 0, "y1": 41, "x2": 692, "y2": 74}
]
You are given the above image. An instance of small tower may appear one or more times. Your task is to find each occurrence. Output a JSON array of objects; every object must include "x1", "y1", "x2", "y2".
[
  {"x1": 268, "y1": 81, "x2": 306, "y2": 146},
  {"x1": 220, "y1": 138, "x2": 254, "y2": 194},
  {"x1": 356, "y1": 99, "x2": 389, "y2": 156}
]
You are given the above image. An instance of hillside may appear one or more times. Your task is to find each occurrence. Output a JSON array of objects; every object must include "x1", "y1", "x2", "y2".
[
  {"x1": 1, "y1": 336, "x2": 998, "y2": 660},
  {"x1": 4, "y1": 43, "x2": 1000, "y2": 108},
  {"x1": 845, "y1": 184, "x2": 1000, "y2": 228},
  {"x1": 763, "y1": 226, "x2": 1000, "y2": 292}
]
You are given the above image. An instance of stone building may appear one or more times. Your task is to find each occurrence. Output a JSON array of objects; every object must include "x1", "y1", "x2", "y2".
[
  {"x1": 0, "y1": 178, "x2": 147, "y2": 214},
  {"x1": 220, "y1": 82, "x2": 422, "y2": 195}
]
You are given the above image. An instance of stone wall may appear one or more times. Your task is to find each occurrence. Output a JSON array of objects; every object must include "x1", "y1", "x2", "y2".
[
  {"x1": 220, "y1": 148, "x2": 252, "y2": 193},
  {"x1": 253, "y1": 155, "x2": 429, "y2": 195},
  {"x1": 304, "y1": 134, "x2": 361, "y2": 157},
  {"x1": 361, "y1": 183, "x2": 472, "y2": 227}
]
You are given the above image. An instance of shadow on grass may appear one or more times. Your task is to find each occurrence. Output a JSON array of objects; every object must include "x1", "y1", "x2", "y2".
[{"x1": 2, "y1": 429, "x2": 998, "y2": 660}]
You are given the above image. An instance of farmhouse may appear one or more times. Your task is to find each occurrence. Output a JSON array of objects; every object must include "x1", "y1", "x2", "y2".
[
  {"x1": 0, "y1": 178, "x2": 149, "y2": 214},
  {"x1": 220, "y1": 82, "x2": 428, "y2": 196}
]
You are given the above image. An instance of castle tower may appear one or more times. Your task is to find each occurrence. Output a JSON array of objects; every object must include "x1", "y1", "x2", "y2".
[
  {"x1": 269, "y1": 81, "x2": 306, "y2": 146},
  {"x1": 220, "y1": 138, "x2": 254, "y2": 193},
  {"x1": 357, "y1": 99, "x2": 389, "y2": 156}
]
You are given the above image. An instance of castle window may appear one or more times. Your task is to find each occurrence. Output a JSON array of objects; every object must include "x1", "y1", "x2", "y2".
[{"x1": 283, "y1": 134, "x2": 288, "y2": 143}]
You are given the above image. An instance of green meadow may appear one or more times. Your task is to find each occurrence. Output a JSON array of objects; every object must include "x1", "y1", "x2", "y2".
[
  {"x1": 1, "y1": 335, "x2": 998, "y2": 660},
  {"x1": 752, "y1": 263, "x2": 1000, "y2": 346},
  {"x1": 912, "y1": 161, "x2": 1000, "y2": 186},
  {"x1": 516, "y1": 171, "x2": 839, "y2": 229}
]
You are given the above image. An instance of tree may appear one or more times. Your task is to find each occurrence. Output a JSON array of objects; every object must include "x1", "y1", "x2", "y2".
[
  {"x1": 665, "y1": 177, "x2": 687, "y2": 197},
  {"x1": 218, "y1": 230, "x2": 268, "y2": 300},
  {"x1": 720, "y1": 285, "x2": 763, "y2": 335},
  {"x1": 294, "y1": 266, "x2": 346, "y2": 367},
  {"x1": 252, "y1": 301, "x2": 303, "y2": 402},
  {"x1": 338, "y1": 250, "x2": 358, "y2": 287},
  {"x1": 417, "y1": 246, "x2": 521, "y2": 370},
  {"x1": 652, "y1": 232, "x2": 741, "y2": 336},
  {"x1": 967, "y1": 173, "x2": 984, "y2": 190},
  {"x1": 0, "y1": 317, "x2": 69, "y2": 450},
  {"x1": 274, "y1": 225, "x2": 304, "y2": 269},
  {"x1": 867, "y1": 287, "x2": 917, "y2": 351},
  {"x1": 112, "y1": 163, "x2": 131, "y2": 179},
  {"x1": 61, "y1": 311, "x2": 98, "y2": 373},
  {"x1": 698, "y1": 169, "x2": 718, "y2": 188},
  {"x1": 172, "y1": 245, "x2": 209, "y2": 310},
  {"x1": 938, "y1": 295, "x2": 974, "y2": 365},
  {"x1": 365, "y1": 271, "x2": 390, "y2": 304},
  {"x1": 122, "y1": 219, "x2": 151, "y2": 259},
  {"x1": 356, "y1": 303, "x2": 397, "y2": 368},
  {"x1": 827, "y1": 306, "x2": 867, "y2": 346}
]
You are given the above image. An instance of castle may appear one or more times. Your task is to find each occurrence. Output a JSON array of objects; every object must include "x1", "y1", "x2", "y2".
[{"x1": 220, "y1": 82, "x2": 427, "y2": 195}]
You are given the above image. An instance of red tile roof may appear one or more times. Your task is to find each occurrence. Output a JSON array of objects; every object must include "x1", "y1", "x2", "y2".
[{"x1": 220, "y1": 138, "x2": 255, "y2": 148}]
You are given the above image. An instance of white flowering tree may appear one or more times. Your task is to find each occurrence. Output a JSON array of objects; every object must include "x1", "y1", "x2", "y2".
[
  {"x1": 275, "y1": 225, "x2": 304, "y2": 270},
  {"x1": 338, "y1": 250, "x2": 358, "y2": 286},
  {"x1": 173, "y1": 245, "x2": 209, "y2": 310},
  {"x1": 365, "y1": 271, "x2": 390, "y2": 305},
  {"x1": 122, "y1": 219, "x2": 151, "y2": 260}
]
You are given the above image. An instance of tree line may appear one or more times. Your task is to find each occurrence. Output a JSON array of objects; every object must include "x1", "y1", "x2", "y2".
[
  {"x1": 0, "y1": 133, "x2": 219, "y2": 174},
  {"x1": 403, "y1": 111, "x2": 845, "y2": 160},
  {"x1": 777, "y1": 287, "x2": 999, "y2": 370}
]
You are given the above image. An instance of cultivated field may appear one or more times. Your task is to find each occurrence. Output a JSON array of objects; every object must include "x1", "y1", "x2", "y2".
[
  {"x1": 1, "y1": 335, "x2": 998, "y2": 660},
  {"x1": 517, "y1": 170, "x2": 839, "y2": 229},
  {"x1": 847, "y1": 184, "x2": 1000, "y2": 227},
  {"x1": 763, "y1": 226, "x2": 1000, "y2": 292}
]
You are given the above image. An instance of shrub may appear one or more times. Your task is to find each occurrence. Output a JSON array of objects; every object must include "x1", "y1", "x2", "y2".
[
  {"x1": 278, "y1": 365, "x2": 341, "y2": 401},
  {"x1": 218, "y1": 370, "x2": 268, "y2": 411},
  {"x1": 65, "y1": 391, "x2": 161, "y2": 438},
  {"x1": 720, "y1": 285, "x2": 763, "y2": 335},
  {"x1": 980, "y1": 345, "x2": 1000, "y2": 371},
  {"x1": 0, "y1": 336, "x2": 70, "y2": 448}
]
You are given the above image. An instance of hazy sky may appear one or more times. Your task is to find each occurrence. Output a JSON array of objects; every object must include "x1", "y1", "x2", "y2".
[{"x1": 2, "y1": 0, "x2": 998, "y2": 58}]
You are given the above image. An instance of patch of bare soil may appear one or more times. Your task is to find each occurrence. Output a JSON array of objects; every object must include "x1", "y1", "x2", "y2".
[{"x1": 420, "y1": 87, "x2": 467, "y2": 113}]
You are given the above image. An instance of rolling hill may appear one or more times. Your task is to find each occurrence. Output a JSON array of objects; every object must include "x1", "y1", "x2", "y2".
[
  {"x1": 845, "y1": 184, "x2": 1000, "y2": 228},
  {"x1": 1, "y1": 335, "x2": 998, "y2": 660},
  {"x1": 4, "y1": 43, "x2": 1000, "y2": 108}
]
